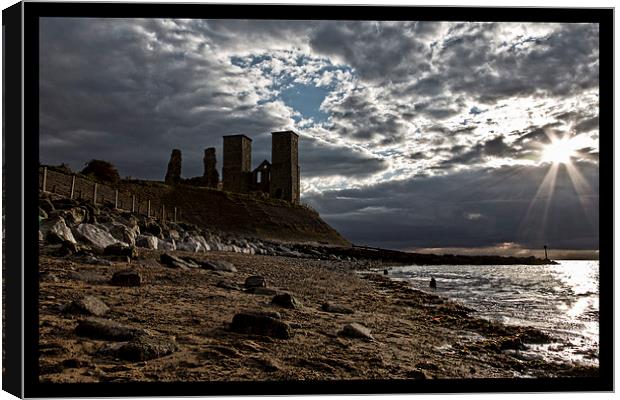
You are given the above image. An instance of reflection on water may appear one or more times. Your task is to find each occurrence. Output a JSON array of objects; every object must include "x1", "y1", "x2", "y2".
[{"x1": 388, "y1": 260, "x2": 599, "y2": 366}]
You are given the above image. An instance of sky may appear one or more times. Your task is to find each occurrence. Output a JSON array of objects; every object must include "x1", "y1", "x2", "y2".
[{"x1": 39, "y1": 18, "x2": 600, "y2": 254}]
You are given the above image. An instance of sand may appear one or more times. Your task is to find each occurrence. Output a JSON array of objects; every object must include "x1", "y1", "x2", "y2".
[{"x1": 38, "y1": 247, "x2": 599, "y2": 383}]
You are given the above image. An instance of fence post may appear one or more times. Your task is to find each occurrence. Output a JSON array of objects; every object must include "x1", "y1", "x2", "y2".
[
  {"x1": 70, "y1": 175, "x2": 76, "y2": 199},
  {"x1": 131, "y1": 195, "x2": 136, "y2": 213},
  {"x1": 161, "y1": 204, "x2": 165, "y2": 221},
  {"x1": 147, "y1": 200, "x2": 151, "y2": 217},
  {"x1": 174, "y1": 207, "x2": 177, "y2": 222},
  {"x1": 114, "y1": 190, "x2": 119, "y2": 209},
  {"x1": 93, "y1": 183, "x2": 98, "y2": 205},
  {"x1": 42, "y1": 166, "x2": 47, "y2": 192}
]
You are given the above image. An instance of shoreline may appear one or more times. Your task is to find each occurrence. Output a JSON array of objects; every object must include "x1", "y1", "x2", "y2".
[{"x1": 38, "y1": 248, "x2": 598, "y2": 382}]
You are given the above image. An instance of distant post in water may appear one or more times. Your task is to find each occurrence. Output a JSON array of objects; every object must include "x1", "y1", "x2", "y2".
[
  {"x1": 41, "y1": 166, "x2": 48, "y2": 192},
  {"x1": 544, "y1": 245, "x2": 549, "y2": 261},
  {"x1": 93, "y1": 183, "x2": 98, "y2": 205},
  {"x1": 69, "y1": 175, "x2": 76, "y2": 199},
  {"x1": 131, "y1": 195, "x2": 136, "y2": 212}
]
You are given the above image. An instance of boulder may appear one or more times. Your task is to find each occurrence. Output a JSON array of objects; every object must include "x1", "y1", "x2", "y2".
[
  {"x1": 40, "y1": 217, "x2": 77, "y2": 244},
  {"x1": 160, "y1": 253, "x2": 198, "y2": 269},
  {"x1": 63, "y1": 296, "x2": 110, "y2": 316},
  {"x1": 271, "y1": 293, "x2": 302, "y2": 309},
  {"x1": 338, "y1": 323, "x2": 374, "y2": 340},
  {"x1": 73, "y1": 223, "x2": 120, "y2": 251},
  {"x1": 201, "y1": 260, "x2": 237, "y2": 273},
  {"x1": 110, "y1": 270, "x2": 142, "y2": 287},
  {"x1": 62, "y1": 207, "x2": 88, "y2": 225},
  {"x1": 105, "y1": 222, "x2": 137, "y2": 246},
  {"x1": 244, "y1": 275, "x2": 266, "y2": 290},
  {"x1": 144, "y1": 222, "x2": 162, "y2": 237},
  {"x1": 104, "y1": 243, "x2": 138, "y2": 259},
  {"x1": 39, "y1": 207, "x2": 48, "y2": 220},
  {"x1": 321, "y1": 303, "x2": 354, "y2": 314},
  {"x1": 230, "y1": 312, "x2": 291, "y2": 339},
  {"x1": 158, "y1": 238, "x2": 176, "y2": 251},
  {"x1": 136, "y1": 235, "x2": 159, "y2": 250},
  {"x1": 54, "y1": 240, "x2": 80, "y2": 256},
  {"x1": 74, "y1": 318, "x2": 146, "y2": 341},
  {"x1": 177, "y1": 236, "x2": 206, "y2": 252},
  {"x1": 97, "y1": 335, "x2": 178, "y2": 361}
]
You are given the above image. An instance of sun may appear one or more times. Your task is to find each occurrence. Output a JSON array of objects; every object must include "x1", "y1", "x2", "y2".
[{"x1": 541, "y1": 137, "x2": 578, "y2": 164}]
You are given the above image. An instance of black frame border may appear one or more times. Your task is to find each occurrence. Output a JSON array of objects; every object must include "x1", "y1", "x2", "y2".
[{"x1": 21, "y1": 2, "x2": 613, "y2": 397}]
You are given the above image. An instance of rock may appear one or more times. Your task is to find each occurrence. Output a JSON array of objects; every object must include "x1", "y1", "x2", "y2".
[
  {"x1": 168, "y1": 229, "x2": 181, "y2": 240},
  {"x1": 230, "y1": 312, "x2": 291, "y2": 339},
  {"x1": 110, "y1": 269, "x2": 142, "y2": 287},
  {"x1": 105, "y1": 222, "x2": 137, "y2": 246},
  {"x1": 144, "y1": 222, "x2": 162, "y2": 237},
  {"x1": 104, "y1": 243, "x2": 138, "y2": 259},
  {"x1": 499, "y1": 336, "x2": 527, "y2": 351},
  {"x1": 136, "y1": 235, "x2": 158, "y2": 250},
  {"x1": 160, "y1": 253, "x2": 198, "y2": 269},
  {"x1": 244, "y1": 275, "x2": 266, "y2": 290},
  {"x1": 40, "y1": 217, "x2": 77, "y2": 244},
  {"x1": 338, "y1": 323, "x2": 374, "y2": 340},
  {"x1": 73, "y1": 223, "x2": 120, "y2": 251},
  {"x1": 54, "y1": 240, "x2": 80, "y2": 256},
  {"x1": 321, "y1": 303, "x2": 354, "y2": 314},
  {"x1": 62, "y1": 207, "x2": 87, "y2": 225},
  {"x1": 201, "y1": 260, "x2": 237, "y2": 273},
  {"x1": 63, "y1": 296, "x2": 110, "y2": 316},
  {"x1": 74, "y1": 318, "x2": 146, "y2": 341},
  {"x1": 39, "y1": 207, "x2": 48, "y2": 220},
  {"x1": 177, "y1": 236, "x2": 206, "y2": 252},
  {"x1": 158, "y1": 238, "x2": 176, "y2": 251},
  {"x1": 271, "y1": 293, "x2": 302, "y2": 309},
  {"x1": 98, "y1": 335, "x2": 178, "y2": 361}
]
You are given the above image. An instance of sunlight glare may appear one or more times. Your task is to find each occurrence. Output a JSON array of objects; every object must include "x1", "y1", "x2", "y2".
[{"x1": 541, "y1": 138, "x2": 578, "y2": 164}]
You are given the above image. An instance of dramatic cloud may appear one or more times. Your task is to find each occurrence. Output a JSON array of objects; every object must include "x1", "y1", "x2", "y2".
[{"x1": 39, "y1": 18, "x2": 600, "y2": 251}]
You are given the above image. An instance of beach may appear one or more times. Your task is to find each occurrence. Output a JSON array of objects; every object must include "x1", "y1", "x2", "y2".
[{"x1": 38, "y1": 248, "x2": 599, "y2": 382}]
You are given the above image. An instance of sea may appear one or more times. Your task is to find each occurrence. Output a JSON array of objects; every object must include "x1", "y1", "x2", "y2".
[{"x1": 385, "y1": 260, "x2": 599, "y2": 366}]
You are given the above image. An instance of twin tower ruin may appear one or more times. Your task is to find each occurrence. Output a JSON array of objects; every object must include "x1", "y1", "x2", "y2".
[{"x1": 164, "y1": 130, "x2": 300, "y2": 204}]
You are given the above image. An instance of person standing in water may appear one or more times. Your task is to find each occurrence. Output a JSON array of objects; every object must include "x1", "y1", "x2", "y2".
[{"x1": 429, "y1": 277, "x2": 437, "y2": 289}]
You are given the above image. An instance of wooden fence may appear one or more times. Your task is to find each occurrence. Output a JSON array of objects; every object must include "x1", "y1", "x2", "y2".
[{"x1": 39, "y1": 166, "x2": 181, "y2": 223}]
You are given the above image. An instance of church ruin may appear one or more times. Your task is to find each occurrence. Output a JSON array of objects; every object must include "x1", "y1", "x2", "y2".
[{"x1": 164, "y1": 130, "x2": 300, "y2": 204}]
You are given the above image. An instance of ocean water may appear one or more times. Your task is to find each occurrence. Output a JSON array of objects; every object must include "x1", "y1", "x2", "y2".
[{"x1": 386, "y1": 260, "x2": 599, "y2": 366}]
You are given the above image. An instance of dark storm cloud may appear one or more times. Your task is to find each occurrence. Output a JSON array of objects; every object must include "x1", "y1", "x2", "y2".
[
  {"x1": 304, "y1": 163, "x2": 599, "y2": 250},
  {"x1": 309, "y1": 21, "x2": 433, "y2": 83},
  {"x1": 300, "y1": 137, "x2": 388, "y2": 178},
  {"x1": 39, "y1": 18, "x2": 294, "y2": 179}
]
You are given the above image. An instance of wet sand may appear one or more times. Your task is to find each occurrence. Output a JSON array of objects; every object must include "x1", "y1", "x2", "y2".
[{"x1": 38, "y1": 248, "x2": 598, "y2": 382}]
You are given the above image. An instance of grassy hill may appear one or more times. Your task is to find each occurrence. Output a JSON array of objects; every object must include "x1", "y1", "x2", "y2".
[{"x1": 119, "y1": 180, "x2": 350, "y2": 246}]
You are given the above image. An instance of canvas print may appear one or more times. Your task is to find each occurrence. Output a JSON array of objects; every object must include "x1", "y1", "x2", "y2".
[{"x1": 37, "y1": 17, "x2": 600, "y2": 383}]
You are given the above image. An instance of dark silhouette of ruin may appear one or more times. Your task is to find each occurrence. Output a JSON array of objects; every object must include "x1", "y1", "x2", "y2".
[{"x1": 164, "y1": 130, "x2": 300, "y2": 203}]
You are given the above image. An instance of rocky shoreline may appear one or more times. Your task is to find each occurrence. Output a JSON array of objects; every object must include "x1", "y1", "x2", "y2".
[{"x1": 38, "y1": 194, "x2": 598, "y2": 382}]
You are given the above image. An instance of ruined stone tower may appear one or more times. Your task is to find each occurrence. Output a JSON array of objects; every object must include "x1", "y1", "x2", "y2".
[
  {"x1": 165, "y1": 149, "x2": 182, "y2": 185},
  {"x1": 203, "y1": 147, "x2": 219, "y2": 188},
  {"x1": 270, "y1": 131, "x2": 300, "y2": 203},
  {"x1": 222, "y1": 135, "x2": 252, "y2": 193}
]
